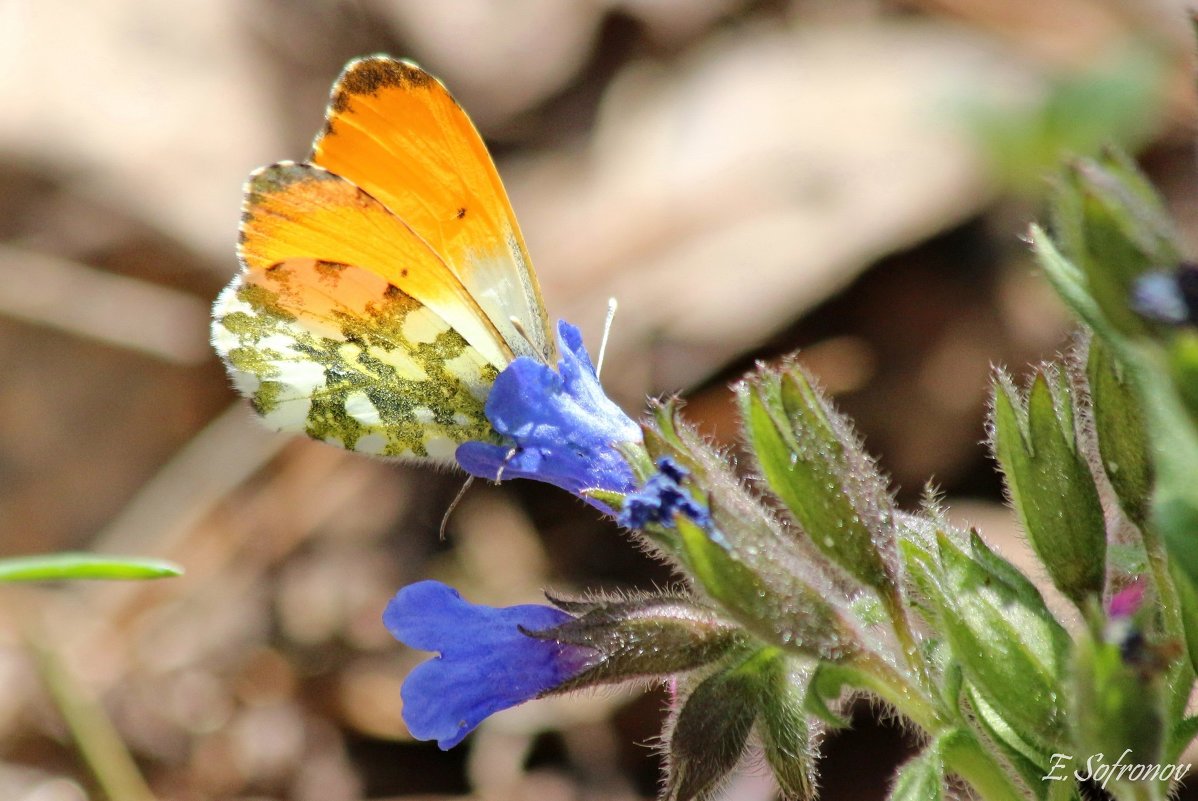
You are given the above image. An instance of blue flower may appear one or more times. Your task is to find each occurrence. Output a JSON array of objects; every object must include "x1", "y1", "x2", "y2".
[
  {"x1": 618, "y1": 458, "x2": 712, "y2": 530},
  {"x1": 1131, "y1": 264, "x2": 1198, "y2": 325},
  {"x1": 384, "y1": 580, "x2": 596, "y2": 749},
  {"x1": 456, "y1": 320, "x2": 641, "y2": 507},
  {"x1": 1130, "y1": 271, "x2": 1189, "y2": 324}
]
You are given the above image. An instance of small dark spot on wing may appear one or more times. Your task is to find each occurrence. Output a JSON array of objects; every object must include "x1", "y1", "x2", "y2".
[{"x1": 456, "y1": 207, "x2": 467, "y2": 219}]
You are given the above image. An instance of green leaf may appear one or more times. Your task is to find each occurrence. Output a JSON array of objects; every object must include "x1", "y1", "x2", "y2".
[
  {"x1": 758, "y1": 656, "x2": 818, "y2": 801},
  {"x1": 991, "y1": 369, "x2": 1106, "y2": 605},
  {"x1": 940, "y1": 726, "x2": 1039, "y2": 801},
  {"x1": 1070, "y1": 625, "x2": 1165, "y2": 780},
  {"x1": 1169, "y1": 560, "x2": 1198, "y2": 678},
  {"x1": 1134, "y1": 344, "x2": 1198, "y2": 589},
  {"x1": 1030, "y1": 224, "x2": 1119, "y2": 344},
  {"x1": 739, "y1": 365, "x2": 896, "y2": 597},
  {"x1": 924, "y1": 532, "x2": 1070, "y2": 748},
  {"x1": 1087, "y1": 337, "x2": 1153, "y2": 525},
  {"x1": 1166, "y1": 714, "x2": 1198, "y2": 765},
  {"x1": 887, "y1": 744, "x2": 944, "y2": 801},
  {"x1": 966, "y1": 687, "x2": 1054, "y2": 795},
  {"x1": 804, "y1": 662, "x2": 873, "y2": 729},
  {"x1": 0, "y1": 554, "x2": 182, "y2": 582},
  {"x1": 958, "y1": 46, "x2": 1165, "y2": 190},
  {"x1": 665, "y1": 657, "x2": 761, "y2": 801},
  {"x1": 673, "y1": 515, "x2": 849, "y2": 661}
]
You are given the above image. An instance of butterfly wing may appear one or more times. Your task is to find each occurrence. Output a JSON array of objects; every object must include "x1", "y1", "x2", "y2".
[
  {"x1": 311, "y1": 56, "x2": 554, "y2": 364},
  {"x1": 212, "y1": 162, "x2": 504, "y2": 461}
]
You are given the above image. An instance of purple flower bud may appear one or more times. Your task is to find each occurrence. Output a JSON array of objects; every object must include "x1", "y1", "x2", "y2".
[
  {"x1": 456, "y1": 320, "x2": 641, "y2": 509},
  {"x1": 384, "y1": 581, "x2": 597, "y2": 749},
  {"x1": 1108, "y1": 578, "x2": 1147, "y2": 620}
]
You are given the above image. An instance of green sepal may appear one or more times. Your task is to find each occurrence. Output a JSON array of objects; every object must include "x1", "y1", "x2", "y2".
[
  {"x1": 1087, "y1": 337, "x2": 1153, "y2": 525},
  {"x1": 643, "y1": 401, "x2": 860, "y2": 659},
  {"x1": 935, "y1": 642, "x2": 964, "y2": 714},
  {"x1": 583, "y1": 488, "x2": 626, "y2": 512},
  {"x1": 1030, "y1": 223, "x2": 1119, "y2": 344},
  {"x1": 738, "y1": 364, "x2": 898, "y2": 598},
  {"x1": 991, "y1": 368, "x2": 1106, "y2": 605},
  {"x1": 643, "y1": 400, "x2": 787, "y2": 546},
  {"x1": 543, "y1": 594, "x2": 750, "y2": 692},
  {"x1": 940, "y1": 726, "x2": 1042, "y2": 801}
]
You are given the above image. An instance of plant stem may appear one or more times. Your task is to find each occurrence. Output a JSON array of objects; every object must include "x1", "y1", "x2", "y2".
[
  {"x1": 26, "y1": 620, "x2": 156, "y2": 801},
  {"x1": 1138, "y1": 519, "x2": 1195, "y2": 722},
  {"x1": 1110, "y1": 778, "x2": 1166, "y2": 801},
  {"x1": 850, "y1": 648, "x2": 942, "y2": 734},
  {"x1": 853, "y1": 649, "x2": 1033, "y2": 801},
  {"x1": 941, "y1": 729, "x2": 1030, "y2": 801},
  {"x1": 883, "y1": 590, "x2": 932, "y2": 695}
]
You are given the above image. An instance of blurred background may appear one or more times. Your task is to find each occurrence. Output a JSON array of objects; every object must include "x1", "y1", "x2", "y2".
[{"x1": 0, "y1": 0, "x2": 1196, "y2": 799}]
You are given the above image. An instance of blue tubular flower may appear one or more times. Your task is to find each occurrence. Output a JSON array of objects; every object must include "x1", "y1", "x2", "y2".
[
  {"x1": 618, "y1": 458, "x2": 712, "y2": 530},
  {"x1": 456, "y1": 320, "x2": 642, "y2": 507},
  {"x1": 384, "y1": 581, "x2": 596, "y2": 749},
  {"x1": 1131, "y1": 271, "x2": 1189, "y2": 323}
]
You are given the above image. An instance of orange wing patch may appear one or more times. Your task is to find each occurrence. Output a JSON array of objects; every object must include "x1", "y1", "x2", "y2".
[
  {"x1": 212, "y1": 57, "x2": 553, "y2": 463},
  {"x1": 239, "y1": 162, "x2": 510, "y2": 369},
  {"x1": 312, "y1": 57, "x2": 553, "y2": 364}
]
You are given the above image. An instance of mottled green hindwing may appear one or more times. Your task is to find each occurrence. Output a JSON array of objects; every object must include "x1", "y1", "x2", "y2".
[{"x1": 211, "y1": 258, "x2": 501, "y2": 461}]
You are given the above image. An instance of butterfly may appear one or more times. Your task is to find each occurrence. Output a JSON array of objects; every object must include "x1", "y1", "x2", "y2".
[{"x1": 211, "y1": 57, "x2": 555, "y2": 462}]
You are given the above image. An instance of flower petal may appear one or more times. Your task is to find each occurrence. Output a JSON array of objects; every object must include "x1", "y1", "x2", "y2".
[
  {"x1": 455, "y1": 320, "x2": 641, "y2": 506},
  {"x1": 384, "y1": 581, "x2": 594, "y2": 749}
]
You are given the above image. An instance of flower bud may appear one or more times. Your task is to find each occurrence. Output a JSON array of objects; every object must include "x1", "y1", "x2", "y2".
[
  {"x1": 738, "y1": 364, "x2": 898, "y2": 600},
  {"x1": 991, "y1": 366, "x2": 1106, "y2": 605},
  {"x1": 1048, "y1": 151, "x2": 1181, "y2": 338}
]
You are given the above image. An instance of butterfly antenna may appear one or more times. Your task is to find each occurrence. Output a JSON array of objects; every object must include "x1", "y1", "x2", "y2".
[
  {"x1": 439, "y1": 476, "x2": 474, "y2": 540},
  {"x1": 596, "y1": 297, "x2": 618, "y2": 379}
]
